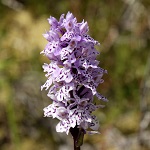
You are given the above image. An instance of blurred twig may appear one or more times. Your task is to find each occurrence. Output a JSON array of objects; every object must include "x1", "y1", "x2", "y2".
[
  {"x1": 1, "y1": 0, "x2": 23, "y2": 11},
  {"x1": 6, "y1": 86, "x2": 20, "y2": 150},
  {"x1": 103, "y1": 0, "x2": 149, "y2": 52},
  {"x1": 139, "y1": 51, "x2": 150, "y2": 149}
]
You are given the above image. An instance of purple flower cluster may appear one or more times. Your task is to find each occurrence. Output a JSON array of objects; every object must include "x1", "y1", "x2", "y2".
[{"x1": 41, "y1": 12, "x2": 108, "y2": 135}]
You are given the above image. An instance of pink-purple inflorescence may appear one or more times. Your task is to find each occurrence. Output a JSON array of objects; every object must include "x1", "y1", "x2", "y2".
[{"x1": 41, "y1": 12, "x2": 108, "y2": 135}]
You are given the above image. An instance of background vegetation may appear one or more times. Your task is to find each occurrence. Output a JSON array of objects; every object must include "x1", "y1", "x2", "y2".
[{"x1": 0, "y1": 0, "x2": 150, "y2": 150}]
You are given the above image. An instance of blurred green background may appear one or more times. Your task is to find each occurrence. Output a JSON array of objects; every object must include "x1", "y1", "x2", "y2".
[{"x1": 0, "y1": 0, "x2": 150, "y2": 150}]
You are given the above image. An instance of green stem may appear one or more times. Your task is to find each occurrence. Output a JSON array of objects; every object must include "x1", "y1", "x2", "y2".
[{"x1": 70, "y1": 126, "x2": 85, "y2": 150}]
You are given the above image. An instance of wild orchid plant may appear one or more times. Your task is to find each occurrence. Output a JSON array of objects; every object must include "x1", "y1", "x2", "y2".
[{"x1": 41, "y1": 12, "x2": 108, "y2": 150}]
